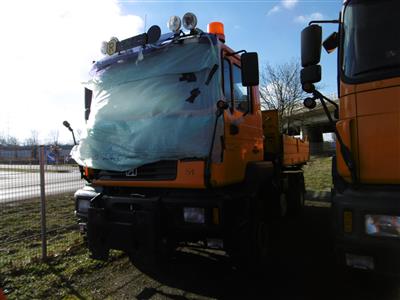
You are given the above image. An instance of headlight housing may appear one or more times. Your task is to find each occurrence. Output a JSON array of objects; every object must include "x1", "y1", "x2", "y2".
[
  {"x1": 77, "y1": 199, "x2": 91, "y2": 214},
  {"x1": 365, "y1": 214, "x2": 400, "y2": 238},
  {"x1": 167, "y1": 15, "x2": 181, "y2": 33},
  {"x1": 182, "y1": 12, "x2": 197, "y2": 31},
  {"x1": 183, "y1": 207, "x2": 205, "y2": 224}
]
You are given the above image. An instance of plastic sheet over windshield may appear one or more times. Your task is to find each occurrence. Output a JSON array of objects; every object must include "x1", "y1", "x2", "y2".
[
  {"x1": 72, "y1": 37, "x2": 221, "y2": 171},
  {"x1": 342, "y1": 0, "x2": 400, "y2": 82}
]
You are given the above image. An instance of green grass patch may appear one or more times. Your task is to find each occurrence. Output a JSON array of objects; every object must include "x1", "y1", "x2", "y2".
[{"x1": 303, "y1": 155, "x2": 332, "y2": 193}]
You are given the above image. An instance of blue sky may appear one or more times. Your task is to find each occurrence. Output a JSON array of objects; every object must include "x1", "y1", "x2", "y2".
[
  {"x1": 0, "y1": 0, "x2": 342, "y2": 143},
  {"x1": 120, "y1": 0, "x2": 342, "y2": 92}
]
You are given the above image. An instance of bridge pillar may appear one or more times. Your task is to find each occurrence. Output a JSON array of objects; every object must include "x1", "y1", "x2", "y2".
[{"x1": 303, "y1": 127, "x2": 324, "y2": 154}]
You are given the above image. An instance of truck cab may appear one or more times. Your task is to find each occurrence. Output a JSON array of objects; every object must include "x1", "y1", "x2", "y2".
[{"x1": 300, "y1": 0, "x2": 400, "y2": 274}]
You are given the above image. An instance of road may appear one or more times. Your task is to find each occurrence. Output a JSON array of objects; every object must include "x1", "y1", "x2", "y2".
[{"x1": 0, "y1": 165, "x2": 84, "y2": 203}]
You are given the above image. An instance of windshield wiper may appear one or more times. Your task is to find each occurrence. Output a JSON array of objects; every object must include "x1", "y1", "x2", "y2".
[{"x1": 353, "y1": 63, "x2": 400, "y2": 76}]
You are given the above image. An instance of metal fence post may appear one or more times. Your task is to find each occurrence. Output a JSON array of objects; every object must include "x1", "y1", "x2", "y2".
[{"x1": 39, "y1": 145, "x2": 47, "y2": 261}]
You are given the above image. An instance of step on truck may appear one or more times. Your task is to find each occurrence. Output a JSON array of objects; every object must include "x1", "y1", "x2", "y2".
[
  {"x1": 68, "y1": 13, "x2": 309, "y2": 269},
  {"x1": 300, "y1": 0, "x2": 400, "y2": 274}
]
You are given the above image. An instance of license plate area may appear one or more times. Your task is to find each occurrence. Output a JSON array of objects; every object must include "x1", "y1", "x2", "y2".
[{"x1": 345, "y1": 253, "x2": 375, "y2": 270}]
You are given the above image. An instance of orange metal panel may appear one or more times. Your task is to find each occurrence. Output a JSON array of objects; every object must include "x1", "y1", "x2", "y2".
[
  {"x1": 339, "y1": 94, "x2": 356, "y2": 119},
  {"x1": 357, "y1": 113, "x2": 400, "y2": 184},
  {"x1": 355, "y1": 77, "x2": 400, "y2": 94},
  {"x1": 335, "y1": 119, "x2": 354, "y2": 182},
  {"x1": 340, "y1": 81, "x2": 356, "y2": 97},
  {"x1": 282, "y1": 135, "x2": 310, "y2": 166}
]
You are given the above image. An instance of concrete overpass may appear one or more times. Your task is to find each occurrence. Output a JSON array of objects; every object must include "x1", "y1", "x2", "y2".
[{"x1": 282, "y1": 96, "x2": 339, "y2": 154}]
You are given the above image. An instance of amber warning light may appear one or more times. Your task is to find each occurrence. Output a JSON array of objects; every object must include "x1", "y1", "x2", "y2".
[{"x1": 208, "y1": 22, "x2": 225, "y2": 42}]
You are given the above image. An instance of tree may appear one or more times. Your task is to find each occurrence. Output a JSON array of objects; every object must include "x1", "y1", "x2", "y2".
[
  {"x1": 259, "y1": 60, "x2": 305, "y2": 134},
  {"x1": 24, "y1": 130, "x2": 40, "y2": 161},
  {"x1": 48, "y1": 130, "x2": 60, "y2": 146}
]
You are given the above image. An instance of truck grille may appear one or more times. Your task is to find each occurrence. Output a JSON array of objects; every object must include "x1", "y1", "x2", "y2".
[{"x1": 95, "y1": 160, "x2": 178, "y2": 181}]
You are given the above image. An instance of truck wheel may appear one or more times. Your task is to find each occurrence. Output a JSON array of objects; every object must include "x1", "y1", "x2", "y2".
[
  {"x1": 89, "y1": 245, "x2": 109, "y2": 261},
  {"x1": 287, "y1": 173, "x2": 305, "y2": 216}
]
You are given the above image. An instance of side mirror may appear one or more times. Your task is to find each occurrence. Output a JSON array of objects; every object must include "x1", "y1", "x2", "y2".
[
  {"x1": 241, "y1": 52, "x2": 259, "y2": 86},
  {"x1": 323, "y1": 32, "x2": 338, "y2": 54},
  {"x1": 84, "y1": 88, "x2": 93, "y2": 121},
  {"x1": 301, "y1": 25, "x2": 322, "y2": 67},
  {"x1": 301, "y1": 65, "x2": 321, "y2": 89}
]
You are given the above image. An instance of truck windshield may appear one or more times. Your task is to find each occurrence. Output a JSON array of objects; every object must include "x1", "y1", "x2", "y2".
[
  {"x1": 72, "y1": 38, "x2": 222, "y2": 172},
  {"x1": 342, "y1": 0, "x2": 400, "y2": 82}
]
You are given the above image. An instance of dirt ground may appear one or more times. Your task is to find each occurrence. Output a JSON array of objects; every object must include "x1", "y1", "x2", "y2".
[{"x1": 59, "y1": 203, "x2": 400, "y2": 300}]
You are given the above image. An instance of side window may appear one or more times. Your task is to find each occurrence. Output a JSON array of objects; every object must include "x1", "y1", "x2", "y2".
[
  {"x1": 223, "y1": 59, "x2": 232, "y2": 101},
  {"x1": 232, "y1": 64, "x2": 250, "y2": 113}
]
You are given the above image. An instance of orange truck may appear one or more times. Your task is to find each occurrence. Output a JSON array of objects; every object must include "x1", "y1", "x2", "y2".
[
  {"x1": 68, "y1": 13, "x2": 309, "y2": 268},
  {"x1": 300, "y1": 0, "x2": 400, "y2": 274}
]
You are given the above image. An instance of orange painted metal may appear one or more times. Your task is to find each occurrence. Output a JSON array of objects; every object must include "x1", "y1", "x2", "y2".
[
  {"x1": 336, "y1": 78, "x2": 400, "y2": 184},
  {"x1": 282, "y1": 135, "x2": 310, "y2": 166}
]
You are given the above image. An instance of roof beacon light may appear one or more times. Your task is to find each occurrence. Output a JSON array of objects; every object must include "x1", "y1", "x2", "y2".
[
  {"x1": 168, "y1": 16, "x2": 182, "y2": 33},
  {"x1": 182, "y1": 12, "x2": 197, "y2": 31},
  {"x1": 208, "y1": 22, "x2": 225, "y2": 42}
]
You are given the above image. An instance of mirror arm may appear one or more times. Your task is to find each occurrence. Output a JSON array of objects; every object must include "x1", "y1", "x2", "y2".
[
  {"x1": 226, "y1": 50, "x2": 247, "y2": 56},
  {"x1": 312, "y1": 90, "x2": 358, "y2": 185},
  {"x1": 308, "y1": 19, "x2": 340, "y2": 26}
]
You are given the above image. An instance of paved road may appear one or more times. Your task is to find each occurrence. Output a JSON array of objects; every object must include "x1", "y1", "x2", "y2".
[{"x1": 0, "y1": 165, "x2": 84, "y2": 203}]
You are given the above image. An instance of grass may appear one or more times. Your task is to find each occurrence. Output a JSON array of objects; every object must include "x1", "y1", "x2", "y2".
[
  {"x1": 0, "y1": 156, "x2": 334, "y2": 299},
  {"x1": 303, "y1": 155, "x2": 333, "y2": 193},
  {"x1": 0, "y1": 193, "x2": 115, "y2": 299}
]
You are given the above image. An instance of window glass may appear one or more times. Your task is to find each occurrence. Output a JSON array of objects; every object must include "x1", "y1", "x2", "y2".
[
  {"x1": 223, "y1": 59, "x2": 232, "y2": 100},
  {"x1": 232, "y1": 64, "x2": 249, "y2": 112},
  {"x1": 342, "y1": 0, "x2": 400, "y2": 81}
]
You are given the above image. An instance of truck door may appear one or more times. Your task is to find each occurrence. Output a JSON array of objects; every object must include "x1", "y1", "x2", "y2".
[{"x1": 211, "y1": 51, "x2": 263, "y2": 186}]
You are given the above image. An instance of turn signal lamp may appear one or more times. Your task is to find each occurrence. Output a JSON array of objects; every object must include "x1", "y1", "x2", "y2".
[
  {"x1": 208, "y1": 22, "x2": 225, "y2": 42},
  {"x1": 84, "y1": 167, "x2": 93, "y2": 178},
  {"x1": 343, "y1": 210, "x2": 353, "y2": 233}
]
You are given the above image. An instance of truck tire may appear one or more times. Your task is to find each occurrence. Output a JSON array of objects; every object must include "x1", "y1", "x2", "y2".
[
  {"x1": 230, "y1": 185, "x2": 272, "y2": 272},
  {"x1": 287, "y1": 172, "x2": 305, "y2": 216}
]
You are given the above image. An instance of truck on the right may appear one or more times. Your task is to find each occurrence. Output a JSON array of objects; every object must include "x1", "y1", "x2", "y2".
[{"x1": 300, "y1": 0, "x2": 400, "y2": 274}]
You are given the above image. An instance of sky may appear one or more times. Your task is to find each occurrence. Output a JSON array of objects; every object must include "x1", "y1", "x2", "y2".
[{"x1": 0, "y1": 0, "x2": 342, "y2": 145}]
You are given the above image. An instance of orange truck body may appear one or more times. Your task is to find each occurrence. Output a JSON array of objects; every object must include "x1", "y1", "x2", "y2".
[
  {"x1": 74, "y1": 24, "x2": 309, "y2": 267},
  {"x1": 301, "y1": 0, "x2": 400, "y2": 274}
]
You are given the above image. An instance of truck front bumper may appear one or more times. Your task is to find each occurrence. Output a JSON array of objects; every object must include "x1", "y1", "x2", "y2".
[
  {"x1": 332, "y1": 187, "x2": 400, "y2": 275},
  {"x1": 75, "y1": 187, "x2": 231, "y2": 260}
]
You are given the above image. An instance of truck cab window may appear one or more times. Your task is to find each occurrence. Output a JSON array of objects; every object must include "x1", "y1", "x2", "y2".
[
  {"x1": 223, "y1": 58, "x2": 232, "y2": 101},
  {"x1": 232, "y1": 64, "x2": 250, "y2": 113}
]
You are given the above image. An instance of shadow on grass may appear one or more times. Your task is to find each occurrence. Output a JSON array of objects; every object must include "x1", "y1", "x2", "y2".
[{"x1": 128, "y1": 206, "x2": 399, "y2": 300}]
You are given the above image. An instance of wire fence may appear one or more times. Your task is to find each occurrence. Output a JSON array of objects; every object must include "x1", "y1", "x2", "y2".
[{"x1": 0, "y1": 145, "x2": 85, "y2": 272}]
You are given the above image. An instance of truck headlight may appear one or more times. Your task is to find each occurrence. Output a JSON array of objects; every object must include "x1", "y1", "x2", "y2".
[
  {"x1": 183, "y1": 207, "x2": 205, "y2": 224},
  {"x1": 77, "y1": 199, "x2": 91, "y2": 214},
  {"x1": 365, "y1": 214, "x2": 400, "y2": 238}
]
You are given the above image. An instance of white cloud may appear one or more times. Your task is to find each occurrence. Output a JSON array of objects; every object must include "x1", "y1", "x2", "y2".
[
  {"x1": 267, "y1": 0, "x2": 297, "y2": 17},
  {"x1": 282, "y1": 0, "x2": 298, "y2": 9},
  {"x1": 267, "y1": 5, "x2": 281, "y2": 16},
  {"x1": 0, "y1": 0, "x2": 143, "y2": 144},
  {"x1": 294, "y1": 12, "x2": 324, "y2": 24}
]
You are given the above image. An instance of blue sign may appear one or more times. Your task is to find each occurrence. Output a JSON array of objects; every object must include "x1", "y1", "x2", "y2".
[{"x1": 47, "y1": 152, "x2": 56, "y2": 163}]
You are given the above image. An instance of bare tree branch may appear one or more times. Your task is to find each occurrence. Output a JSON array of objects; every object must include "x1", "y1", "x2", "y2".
[{"x1": 259, "y1": 60, "x2": 305, "y2": 133}]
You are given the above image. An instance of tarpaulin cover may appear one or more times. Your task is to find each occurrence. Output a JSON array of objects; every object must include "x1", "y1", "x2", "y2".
[{"x1": 72, "y1": 37, "x2": 222, "y2": 171}]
